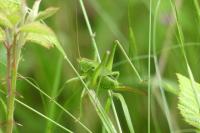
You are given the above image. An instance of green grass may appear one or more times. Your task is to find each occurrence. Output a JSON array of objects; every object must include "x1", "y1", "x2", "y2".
[{"x1": 1, "y1": 0, "x2": 200, "y2": 132}]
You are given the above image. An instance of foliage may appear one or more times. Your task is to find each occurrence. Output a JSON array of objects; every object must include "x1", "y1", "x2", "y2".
[
  {"x1": 0, "y1": 0, "x2": 200, "y2": 132},
  {"x1": 177, "y1": 74, "x2": 200, "y2": 130}
]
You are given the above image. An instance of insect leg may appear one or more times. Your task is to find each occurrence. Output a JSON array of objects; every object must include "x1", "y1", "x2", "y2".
[
  {"x1": 78, "y1": 88, "x2": 86, "y2": 120},
  {"x1": 110, "y1": 71, "x2": 120, "y2": 79},
  {"x1": 115, "y1": 40, "x2": 143, "y2": 82},
  {"x1": 106, "y1": 43, "x2": 117, "y2": 71},
  {"x1": 95, "y1": 75, "x2": 103, "y2": 96},
  {"x1": 54, "y1": 76, "x2": 86, "y2": 99},
  {"x1": 91, "y1": 52, "x2": 110, "y2": 86},
  {"x1": 116, "y1": 86, "x2": 147, "y2": 96}
]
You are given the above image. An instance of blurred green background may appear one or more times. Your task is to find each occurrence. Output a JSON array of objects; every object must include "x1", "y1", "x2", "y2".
[{"x1": 1, "y1": 0, "x2": 200, "y2": 132}]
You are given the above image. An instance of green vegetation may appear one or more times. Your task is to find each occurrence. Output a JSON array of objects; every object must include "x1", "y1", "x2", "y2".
[{"x1": 1, "y1": 0, "x2": 200, "y2": 133}]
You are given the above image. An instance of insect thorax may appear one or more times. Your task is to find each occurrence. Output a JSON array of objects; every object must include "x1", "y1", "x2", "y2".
[{"x1": 78, "y1": 58, "x2": 98, "y2": 73}]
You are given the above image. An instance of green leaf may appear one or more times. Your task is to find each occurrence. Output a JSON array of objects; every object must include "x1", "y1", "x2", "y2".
[
  {"x1": 0, "y1": 0, "x2": 20, "y2": 5},
  {"x1": 113, "y1": 93, "x2": 135, "y2": 133},
  {"x1": 0, "y1": 0, "x2": 21, "y2": 25},
  {"x1": 0, "y1": 28, "x2": 5, "y2": 41},
  {"x1": 20, "y1": 22, "x2": 61, "y2": 48},
  {"x1": 26, "y1": 33, "x2": 54, "y2": 48},
  {"x1": 19, "y1": 22, "x2": 54, "y2": 35},
  {"x1": 177, "y1": 74, "x2": 200, "y2": 129},
  {"x1": 0, "y1": 12, "x2": 13, "y2": 28},
  {"x1": 36, "y1": 7, "x2": 59, "y2": 20}
]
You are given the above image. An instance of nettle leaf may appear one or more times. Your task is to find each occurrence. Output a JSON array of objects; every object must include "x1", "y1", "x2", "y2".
[
  {"x1": 36, "y1": 7, "x2": 59, "y2": 20},
  {"x1": 0, "y1": 0, "x2": 20, "y2": 5},
  {"x1": 0, "y1": 12, "x2": 13, "y2": 28},
  {"x1": 0, "y1": 0, "x2": 21, "y2": 25},
  {"x1": 18, "y1": 22, "x2": 61, "y2": 49},
  {"x1": 0, "y1": 28, "x2": 5, "y2": 41},
  {"x1": 177, "y1": 74, "x2": 200, "y2": 129},
  {"x1": 26, "y1": 33, "x2": 55, "y2": 49},
  {"x1": 0, "y1": 0, "x2": 19, "y2": 11},
  {"x1": 19, "y1": 22, "x2": 54, "y2": 35}
]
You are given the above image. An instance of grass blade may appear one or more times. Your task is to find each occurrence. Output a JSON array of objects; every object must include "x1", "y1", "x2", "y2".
[
  {"x1": 18, "y1": 74, "x2": 92, "y2": 133},
  {"x1": 89, "y1": 90, "x2": 117, "y2": 133},
  {"x1": 113, "y1": 93, "x2": 135, "y2": 133},
  {"x1": 169, "y1": 0, "x2": 200, "y2": 115},
  {"x1": 45, "y1": 55, "x2": 63, "y2": 132},
  {"x1": 152, "y1": 0, "x2": 175, "y2": 132},
  {"x1": 108, "y1": 90, "x2": 122, "y2": 133},
  {"x1": 15, "y1": 99, "x2": 73, "y2": 133},
  {"x1": 148, "y1": 0, "x2": 152, "y2": 132}
]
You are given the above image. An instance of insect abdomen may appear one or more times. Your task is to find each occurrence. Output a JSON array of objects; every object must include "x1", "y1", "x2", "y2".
[{"x1": 99, "y1": 76, "x2": 118, "y2": 90}]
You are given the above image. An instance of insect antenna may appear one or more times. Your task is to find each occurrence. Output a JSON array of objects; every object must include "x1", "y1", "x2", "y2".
[{"x1": 75, "y1": 0, "x2": 81, "y2": 59}]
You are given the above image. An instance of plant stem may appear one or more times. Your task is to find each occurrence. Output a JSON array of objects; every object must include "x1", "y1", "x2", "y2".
[
  {"x1": 5, "y1": 45, "x2": 12, "y2": 133},
  {"x1": 148, "y1": 0, "x2": 152, "y2": 132},
  {"x1": 79, "y1": 0, "x2": 101, "y2": 62},
  {"x1": 151, "y1": 0, "x2": 183, "y2": 132},
  {"x1": 6, "y1": 44, "x2": 11, "y2": 100},
  {"x1": 6, "y1": 35, "x2": 19, "y2": 133},
  {"x1": 108, "y1": 90, "x2": 122, "y2": 133}
]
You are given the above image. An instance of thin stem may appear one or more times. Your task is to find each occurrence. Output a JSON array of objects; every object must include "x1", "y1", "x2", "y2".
[
  {"x1": 79, "y1": 0, "x2": 101, "y2": 62},
  {"x1": 6, "y1": 44, "x2": 11, "y2": 98},
  {"x1": 15, "y1": 99, "x2": 73, "y2": 133},
  {"x1": 151, "y1": 0, "x2": 182, "y2": 132},
  {"x1": 5, "y1": 43, "x2": 12, "y2": 132},
  {"x1": 170, "y1": 0, "x2": 200, "y2": 113},
  {"x1": 108, "y1": 90, "x2": 122, "y2": 133},
  {"x1": 6, "y1": 35, "x2": 19, "y2": 133},
  {"x1": 148, "y1": 0, "x2": 152, "y2": 132},
  {"x1": 18, "y1": 74, "x2": 93, "y2": 133},
  {"x1": 152, "y1": 0, "x2": 171, "y2": 131}
]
